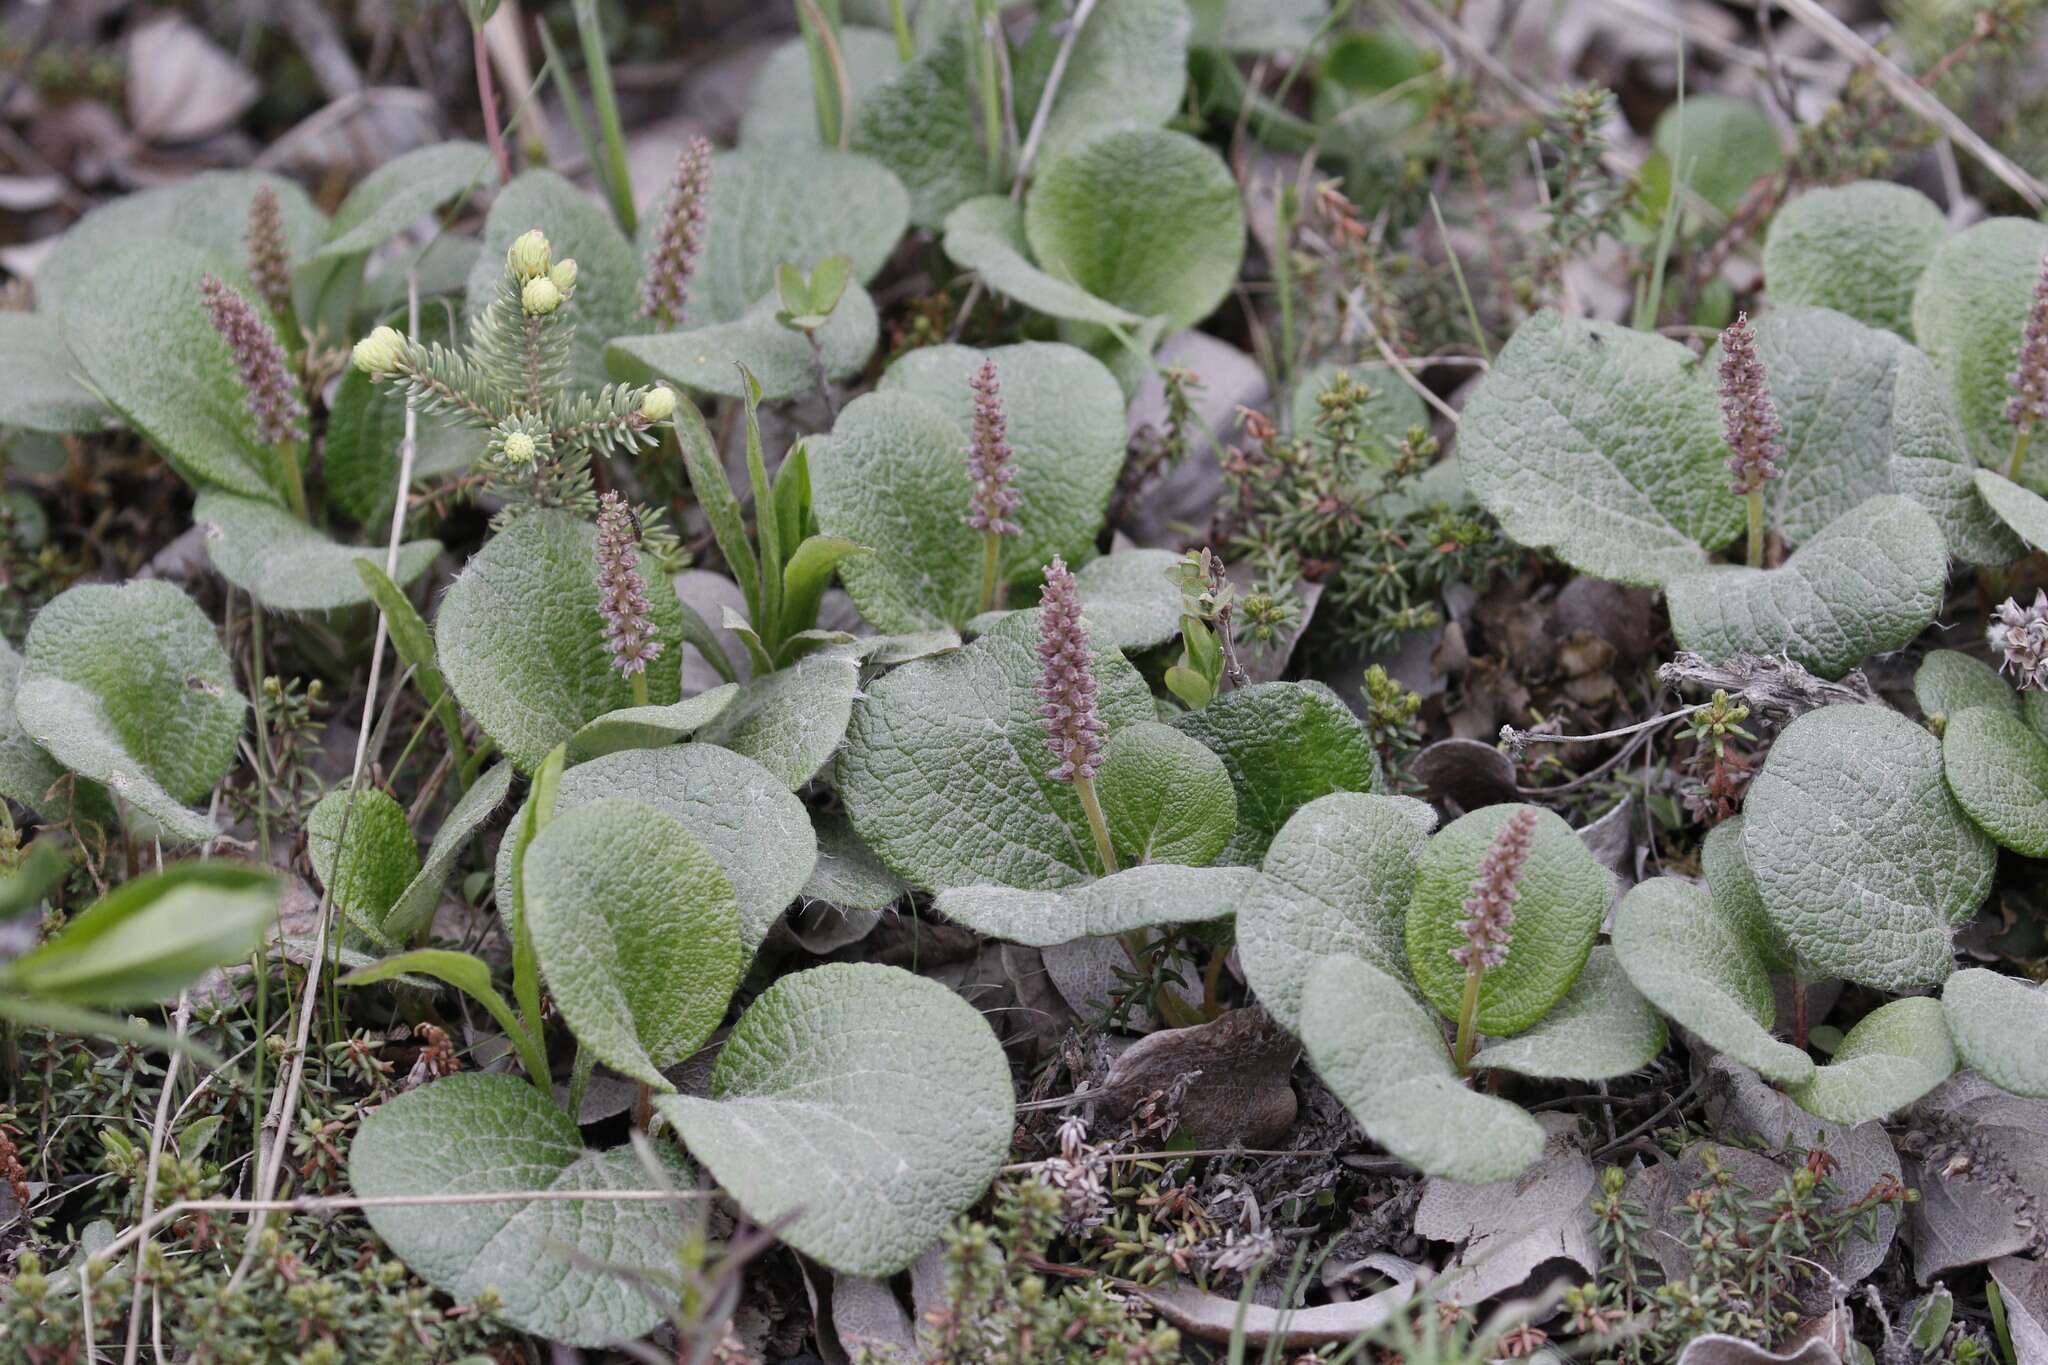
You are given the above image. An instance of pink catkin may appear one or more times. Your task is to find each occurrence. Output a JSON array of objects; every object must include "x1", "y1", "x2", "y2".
[
  {"x1": 1037, "y1": 557, "x2": 1104, "y2": 783},
  {"x1": 2008, "y1": 252, "x2": 2048, "y2": 431},
  {"x1": 246, "y1": 186, "x2": 292, "y2": 325},
  {"x1": 964, "y1": 359, "x2": 1021, "y2": 535},
  {"x1": 198, "y1": 273, "x2": 304, "y2": 447},
  {"x1": 1450, "y1": 806, "x2": 1539, "y2": 971},
  {"x1": 641, "y1": 136, "x2": 711, "y2": 328},
  {"x1": 1717, "y1": 312, "x2": 1783, "y2": 497},
  {"x1": 595, "y1": 492, "x2": 664, "y2": 679}
]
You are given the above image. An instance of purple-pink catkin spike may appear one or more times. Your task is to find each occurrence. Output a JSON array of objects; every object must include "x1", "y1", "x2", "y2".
[
  {"x1": 1450, "y1": 806, "x2": 1539, "y2": 971},
  {"x1": 965, "y1": 358, "x2": 1021, "y2": 535},
  {"x1": 2008, "y1": 252, "x2": 2048, "y2": 432},
  {"x1": 246, "y1": 186, "x2": 292, "y2": 325},
  {"x1": 595, "y1": 491, "x2": 664, "y2": 679},
  {"x1": 198, "y1": 273, "x2": 304, "y2": 447},
  {"x1": 641, "y1": 136, "x2": 711, "y2": 328},
  {"x1": 1718, "y1": 312, "x2": 1783, "y2": 497},
  {"x1": 1037, "y1": 557, "x2": 1104, "y2": 783}
]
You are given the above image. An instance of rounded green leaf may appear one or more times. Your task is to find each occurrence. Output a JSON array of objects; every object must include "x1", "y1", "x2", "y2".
[
  {"x1": 0, "y1": 636, "x2": 97, "y2": 822},
  {"x1": 62, "y1": 236, "x2": 298, "y2": 502},
  {"x1": 837, "y1": 610, "x2": 1153, "y2": 890},
  {"x1": 935, "y1": 863, "x2": 1258, "y2": 947},
  {"x1": 695, "y1": 651, "x2": 859, "y2": 789},
  {"x1": 1943, "y1": 706, "x2": 2048, "y2": 856},
  {"x1": 1240, "y1": 792, "x2": 1437, "y2": 1033},
  {"x1": 1942, "y1": 968, "x2": 2048, "y2": 1099},
  {"x1": 525, "y1": 799, "x2": 743, "y2": 1089},
  {"x1": 659, "y1": 963, "x2": 1013, "y2": 1275},
  {"x1": 497, "y1": 742, "x2": 815, "y2": 957},
  {"x1": 1666, "y1": 494, "x2": 1947, "y2": 680},
  {"x1": 349, "y1": 1072, "x2": 687, "y2": 1346},
  {"x1": 1891, "y1": 344, "x2": 2021, "y2": 566},
  {"x1": 1027, "y1": 0, "x2": 1190, "y2": 171},
  {"x1": 1916, "y1": 649, "x2": 2019, "y2": 724},
  {"x1": 1763, "y1": 182, "x2": 1946, "y2": 337},
  {"x1": 1468, "y1": 947, "x2": 1667, "y2": 1082},
  {"x1": 1457, "y1": 310, "x2": 1741, "y2": 587},
  {"x1": 803, "y1": 810, "x2": 907, "y2": 912},
  {"x1": 314, "y1": 141, "x2": 493, "y2": 261},
  {"x1": 0, "y1": 314, "x2": 111, "y2": 433},
  {"x1": 1404, "y1": 804, "x2": 1610, "y2": 1037},
  {"x1": 14, "y1": 580, "x2": 245, "y2": 844},
  {"x1": 1096, "y1": 721, "x2": 1236, "y2": 867},
  {"x1": 606, "y1": 282, "x2": 879, "y2": 402},
  {"x1": 678, "y1": 146, "x2": 908, "y2": 325},
  {"x1": 306, "y1": 787, "x2": 420, "y2": 942},
  {"x1": 850, "y1": 26, "x2": 983, "y2": 229},
  {"x1": 1650, "y1": 96, "x2": 1782, "y2": 217},
  {"x1": 1171, "y1": 681, "x2": 1382, "y2": 864},
  {"x1": 437, "y1": 509, "x2": 684, "y2": 774},
  {"x1": 1787, "y1": 996, "x2": 1956, "y2": 1123},
  {"x1": 1023, "y1": 128, "x2": 1245, "y2": 331},
  {"x1": 193, "y1": 490, "x2": 439, "y2": 612},
  {"x1": 1700, "y1": 817, "x2": 1794, "y2": 975},
  {"x1": 565, "y1": 685, "x2": 738, "y2": 764},
  {"x1": 1611, "y1": 875, "x2": 1812, "y2": 1085},
  {"x1": 941, "y1": 195, "x2": 1142, "y2": 328},
  {"x1": 1913, "y1": 216, "x2": 2048, "y2": 472},
  {"x1": 969, "y1": 548, "x2": 1186, "y2": 651},
  {"x1": 1745, "y1": 704, "x2": 1994, "y2": 991},
  {"x1": 1300, "y1": 955, "x2": 1544, "y2": 1184},
  {"x1": 463, "y1": 170, "x2": 640, "y2": 390},
  {"x1": 741, "y1": 28, "x2": 904, "y2": 147}
]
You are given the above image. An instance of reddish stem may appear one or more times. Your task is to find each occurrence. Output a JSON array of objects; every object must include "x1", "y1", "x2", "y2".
[{"x1": 473, "y1": 24, "x2": 512, "y2": 184}]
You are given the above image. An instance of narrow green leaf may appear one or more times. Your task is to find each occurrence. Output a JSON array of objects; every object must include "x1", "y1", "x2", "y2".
[
  {"x1": 674, "y1": 393, "x2": 762, "y2": 619},
  {"x1": 738, "y1": 365, "x2": 784, "y2": 643},
  {"x1": 343, "y1": 947, "x2": 549, "y2": 1090},
  {"x1": 781, "y1": 534, "x2": 868, "y2": 637}
]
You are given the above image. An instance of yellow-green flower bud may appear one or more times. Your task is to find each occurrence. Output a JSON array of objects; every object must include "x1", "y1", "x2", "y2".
[
  {"x1": 351, "y1": 325, "x2": 405, "y2": 375},
  {"x1": 521, "y1": 276, "x2": 562, "y2": 316},
  {"x1": 502, "y1": 431, "x2": 538, "y2": 464},
  {"x1": 639, "y1": 386, "x2": 677, "y2": 422},
  {"x1": 507, "y1": 228, "x2": 551, "y2": 280},
  {"x1": 548, "y1": 258, "x2": 578, "y2": 293}
]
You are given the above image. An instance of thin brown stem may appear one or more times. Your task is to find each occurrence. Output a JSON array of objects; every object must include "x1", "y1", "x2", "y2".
[{"x1": 473, "y1": 23, "x2": 512, "y2": 183}]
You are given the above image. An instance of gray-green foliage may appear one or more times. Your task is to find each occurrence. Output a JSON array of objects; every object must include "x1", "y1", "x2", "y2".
[
  {"x1": 437, "y1": 509, "x2": 685, "y2": 774},
  {"x1": 1942, "y1": 705, "x2": 2048, "y2": 856},
  {"x1": 0, "y1": 637, "x2": 88, "y2": 821},
  {"x1": 1025, "y1": 0, "x2": 1189, "y2": 171},
  {"x1": 313, "y1": 141, "x2": 493, "y2": 262},
  {"x1": 1912, "y1": 216, "x2": 2048, "y2": 475},
  {"x1": 1404, "y1": 804, "x2": 1610, "y2": 1036},
  {"x1": 942, "y1": 195, "x2": 1143, "y2": 328},
  {"x1": 1171, "y1": 681, "x2": 1382, "y2": 864},
  {"x1": 814, "y1": 343, "x2": 1126, "y2": 631},
  {"x1": 1665, "y1": 495, "x2": 1947, "y2": 680},
  {"x1": 1239, "y1": 793, "x2": 1436, "y2": 1032},
  {"x1": 837, "y1": 610, "x2": 1153, "y2": 890},
  {"x1": 1649, "y1": 95, "x2": 1782, "y2": 218},
  {"x1": 1458, "y1": 311, "x2": 1741, "y2": 586},
  {"x1": 1023, "y1": 129, "x2": 1245, "y2": 332},
  {"x1": 1611, "y1": 876, "x2": 1812, "y2": 1085},
  {"x1": 306, "y1": 787, "x2": 420, "y2": 942},
  {"x1": 383, "y1": 761, "x2": 514, "y2": 939},
  {"x1": 1743, "y1": 704, "x2": 1994, "y2": 991},
  {"x1": 14, "y1": 580, "x2": 245, "y2": 844},
  {"x1": 934, "y1": 863, "x2": 1258, "y2": 946},
  {"x1": 1299, "y1": 955, "x2": 1544, "y2": 1184},
  {"x1": 498, "y1": 742, "x2": 815, "y2": 957},
  {"x1": 1095, "y1": 721, "x2": 1236, "y2": 867},
  {"x1": 606, "y1": 283, "x2": 879, "y2": 402},
  {"x1": 349, "y1": 1072, "x2": 687, "y2": 1345},
  {"x1": 1466, "y1": 947, "x2": 1666, "y2": 1081},
  {"x1": 192, "y1": 491, "x2": 439, "y2": 613},
  {"x1": 850, "y1": 25, "x2": 984, "y2": 229},
  {"x1": 970, "y1": 548, "x2": 1187, "y2": 652},
  {"x1": 1973, "y1": 468, "x2": 2048, "y2": 550},
  {"x1": 1763, "y1": 182, "x2": 1947, "y2": 337},
  {"x1": 0, "y1": 314, "x2": 111, "y2": 433},
  {"x1": 658, "y1": 963, "x2": 1013, "y2": 1276},
  {"x1": 1891, "y1": 345, "x2": 2022, "y2": 566},
  {"x1": 1700, "y1": 817, "x2": 1793, "y2": 974},
  {"x1": 1942, "y1": 968, "x2": 2048, "y2": 1099},
  {"x1": 524, "y1": 799, "x2": 742, "y2": 1088},
  {"x1": 1786, "y1": 996, "x2": 1956, "y2": 1123},
  {"x1": 565, "y1": 686, "x2": 736, "y2": 764},
  {"x1": 1916, "y1": 649, "x2": 2019, "y2": 723},
  {"x1": 693, "y1": 651, "x2": 860, "y2": 789},
  {"x1": 741, "y1": 29, "x2": 903, "y2": 146}
]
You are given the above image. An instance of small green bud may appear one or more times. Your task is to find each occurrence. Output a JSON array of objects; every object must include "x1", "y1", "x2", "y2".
[
  {"x1": 507, "y1": 228, "x2": 551, "y2": 280},
  {"x1": 350, "y1": 325, "x2": 405, "y2": 375},
  {"x1": 549, "y1": 258, "x2": 578, "y2": 293},
  {"x1": 639, "y1": 386, "x2": 677, "y2": 422},
  {"x1": 522, "y1": 276, "x2": 562, "y2": 316},
  {"x1": 502, "y1": 431, "x2": 538, "y2": 464}
]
